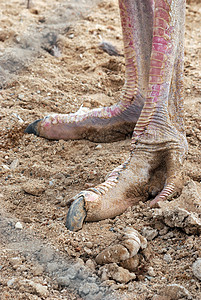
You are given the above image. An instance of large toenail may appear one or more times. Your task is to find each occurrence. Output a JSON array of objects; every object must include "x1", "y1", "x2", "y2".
[
  {"x1": 65, "y1": 196, "x2": 87, "y2": 231},
  {"x1": 25, "y1": 119, "x2": 42, "y2": 136}
]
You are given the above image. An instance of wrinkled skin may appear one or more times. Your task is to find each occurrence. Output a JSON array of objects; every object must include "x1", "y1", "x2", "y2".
[{"x1": 25, "y1": 0, "x2": 188, "y2": 231}]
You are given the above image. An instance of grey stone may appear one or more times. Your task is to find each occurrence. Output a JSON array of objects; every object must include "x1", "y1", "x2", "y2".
[
  {"x1": 192, "y1": 258, "x2": 201, "y2": 280},
  {"x1": 7, "y1": 278, "x2": 16, "y2": 287},
  {"x1": 46, "y1": 262, "x2": 60, "y2": 273},
  {"x1": 85, "y1": 259, "x2": 96, "y2": 271},
  {"x1": 67, "y1": 266, "x2": 79, "y2": 280},
  {"x1": 142, "y1": 227, "x2": 158, "y2": 240},
  {"x1": 87, "y1": 292, "x2": 104, "y2": 300},
  {"x1": 85, "y1": 241, "x2": 93, "y2": 248},
  {"x1": 163, "y1": 253, "x2": 172, "y2": 263},
  {"x1": 79, "y1": 282, "x2": 99, "y2": 296},
  {"x1": 32, "y1": 264, "x2": 44, "y2": 276},
  {"x1": 162, "y1": 284, "x2": 192, "y2": 299},
  {"x1": 37, "y1": 248, "x2": 54, "y2": 263},
  {"x1": 106, "y1": 263, "x2": 136, "y2": 283},
  {"x1": 33, "y1": 282, "x2": 49, "y2": 297},
  {"x1": 9, "y1": 257, "x2": 22, "y2": 266},
  {"x1": 15, "y1": 221, "x2": 23, "y2": 229},
  {"x1": 57, "y1": 276, "x2": 70, "y2": 287},
  {"x1": 77, "y1": 267, "x2": 90, "y2": 280}
]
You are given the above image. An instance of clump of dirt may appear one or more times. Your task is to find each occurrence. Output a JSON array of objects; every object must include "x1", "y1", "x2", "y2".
[
  {"x1": 0, "y1": 124, "x2": 25, "y2": 149},
  {"x1": 0, "y1": 0, "x2": 201, "y2": 299}
]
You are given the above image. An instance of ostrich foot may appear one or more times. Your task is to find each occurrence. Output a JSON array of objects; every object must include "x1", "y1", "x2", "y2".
[
  {"x1": 65, "y1": 140, "x2": 186, "y2": 231},
  {"x1": 25, "y1": 96, "x2": 143, "y2": 142}
]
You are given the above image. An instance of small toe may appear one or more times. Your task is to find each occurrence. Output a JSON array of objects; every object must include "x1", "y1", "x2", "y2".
[
  {"x1": 95, "y1": 227, "x2": 147, "y2": 267},
  {"x1": 25, "y1": 119, "x2": 42, "y2": 136},
  {"x1": 65, "y1": 196, "x2": 87, "y2": 231}
]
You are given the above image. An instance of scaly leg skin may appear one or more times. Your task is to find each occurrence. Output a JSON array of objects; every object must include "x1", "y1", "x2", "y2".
[
  {"x1": 66, "y1": 0, "x2": 188, "y2": 231},
  {"x1": 25, "y1": 0, "x2": 154, "y2": 142}
]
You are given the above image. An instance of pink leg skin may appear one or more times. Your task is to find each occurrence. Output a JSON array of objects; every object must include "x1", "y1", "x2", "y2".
[
  {"x1": 25, "y1": 1, "x2": 154, "y2": 142},
  {"x1": 66, "y1": 0, "x2": 188, "y2": 231},
  {"x1": 25, "y1": 0, "x2": 153, "y2": 142},
  {"x1": 25, "y1": 97, "x2": 144, "y2": 142}
]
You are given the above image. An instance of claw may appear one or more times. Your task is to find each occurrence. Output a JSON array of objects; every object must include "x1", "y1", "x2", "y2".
[
  {"x1": 25, "y1": 119, "x2": 42, "y2": 136},
  {"x1": 65, "y1": 196, "x2": 87, "y2": 231}
]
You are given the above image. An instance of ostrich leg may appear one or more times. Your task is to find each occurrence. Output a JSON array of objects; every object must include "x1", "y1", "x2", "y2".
[
  {"x1": 25, "y1": 1, "x2": 154, "y2": 142},
  {"x1": 66, "y1": 0, "x2": 188, "y2": 231}
]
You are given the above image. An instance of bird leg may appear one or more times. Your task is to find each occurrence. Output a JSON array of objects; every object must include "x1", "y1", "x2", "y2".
[
  {"x1": 66, "y1": 0, "x2": 188, "y2": 231},
  {"x1": 25, "y1": 1, "x2": 154, "y2": 142}
]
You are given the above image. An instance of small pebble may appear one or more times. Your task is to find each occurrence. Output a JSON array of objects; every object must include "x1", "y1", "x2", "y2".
[
  {"x1": 19, "y1": 265, "x2": 28, "y2": 272},
  {"x1": 192, "y1": 258, "x2": 201, "y2": 280},
  {"x1": 28, "y1": 281, "x2": 49, "y2": 297},
  {"x1": 18, "y1": 94, "x2": 24, "y2": 100},
  {"x1": 105, "y1": 263, "x2": 136, "y2": 283},
  {"x1": 37, "y1": 248, "x2": 54, "y2": 263},
  {"x1": 32, "y1": 264, "x2": 44, "y2": 276},
  {"x1": 22, "y1": 217, "x2": 32, "y2": 223},
  {"x1": 23, "y1": 180, "x2": 46, "y2": 196},
  {"x1": 2, "y1": 165, "x2": 10, "y2": 170},
  {"x1": 163, "y1": 253, "x2": 172, "y2": 263},
  {"x1": 85, "y1": 182, "x2": 95, "y2": 188},
  {"x1": 10, "y1": 159, "x2": 19, "y2": 170},
  {"x1": 77, "y1": 268, "x2": 90, "y2": 280},
  {"x1": 159, "y1": 226, "x2": 169, "y2": 235},
  {"x1": 99, "y1": 41, "x2": 122, "y2": 56},
  {"x1": 101, "y1": 269, "x2": 109, "y2": 281},
  {"x1": 9, "y1": 257, "x2": 22, "y2": 267},
  {"x1": 162, "y1": 232, "x2": 174, "y2": 240},
  {"x1": 79, "y1": 282, "x2": 99, "y2": 296},
  {"x1": 15, "y1": 221, "x2": 23, "y2": 229},
  {"x1": 7, "y1": 278, "x2": 16, "y2": 287},
  {"x1": 46, "y1": 262, "x2": 60, "y2": 273},
  {"x1": 85, "y1": 241, "x2": 93, "y2": 249},
  {"x1": 109, "y1": 227, "x2": 116, "y2": 232},
  {"x1": 76, "y1": 258, "x2": 85, "y2": 266},
  {"x1": 67, "y1": 266, "x2": 79, "y2": 280},
  {"x1": 127, "y1": 282, "x2": 135, "y2": 292},
  {"x1": 147, "y1": 266, "x2": 156, "y2": 277},
  {"x1": 95, "y1": 144, "x2": 102, "y2": 150},
  {"x1": 162, "y1": 283, "x2": 192, "y2": 299},
  {"x1": 86, "y1": 259, "x2": 96, "y2": 271},
  {"x1": 57, "y1": 276, "x2": 70, "y2": 287},
  {"x1": 84, "y1": 247, "x2": 92, "y2": 255},
  {"x1": 145, "y1": 275, "x2": 153, "y2": 281},
  {"x1": 142, "y1": 227, "x2": 158, "y2": 240}
]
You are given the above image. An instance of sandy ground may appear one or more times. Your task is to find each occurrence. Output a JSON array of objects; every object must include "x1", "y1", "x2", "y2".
[{"x1": 0, "y1": 0, "x2": 201, "y2": 299}]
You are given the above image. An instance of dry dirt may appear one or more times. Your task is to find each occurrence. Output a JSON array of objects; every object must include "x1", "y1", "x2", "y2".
[{"x1": 0, "y1": 0, "x2": 201, "y2": 299}]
